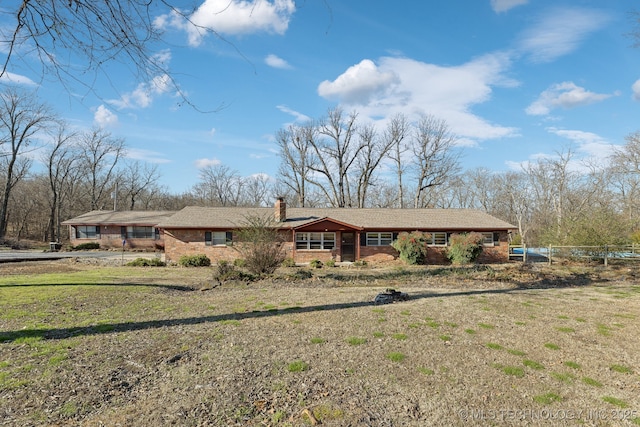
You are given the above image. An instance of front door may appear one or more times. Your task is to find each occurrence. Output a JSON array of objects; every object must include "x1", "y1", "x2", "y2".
[{"x1": 341, "y1": 232, "x2": 355, "y2": 262}]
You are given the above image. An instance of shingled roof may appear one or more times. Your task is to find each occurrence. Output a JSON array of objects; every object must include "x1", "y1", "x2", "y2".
[
  {"x1": 155, "y1": 206, "x2": 516, "y2": 231},
  {"x1": 62, "y1": 210, "x2": 177, "y2": 226}
]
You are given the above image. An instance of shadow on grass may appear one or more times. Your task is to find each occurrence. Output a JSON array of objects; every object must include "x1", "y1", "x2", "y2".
[
  {"x1": 0, "y1": 282, "x2": 194, "y2": 291},
  {"x1": 0, "y1": 272, "x2": 600, "y2": 343}
]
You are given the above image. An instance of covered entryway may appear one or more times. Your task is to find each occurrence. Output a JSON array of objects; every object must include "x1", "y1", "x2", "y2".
[{"x1": 341, "y1": 232, "x2": 355, "y2": 262}]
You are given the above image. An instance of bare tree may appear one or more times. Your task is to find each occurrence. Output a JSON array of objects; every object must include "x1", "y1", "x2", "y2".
[
  {"x1": 119, "y1": 160, "x2": 162, "y2": 210},
  {"x1": 307, "y1": 108, "x2": 361, "y2": 207},
  {"x1": 191, "y1": 164, "x2": 244, "y2": 207},
  {"x1": 385, "y1": 114, "x2": 410, "y2": 208},
  {"x1": 276, "y1": 124, "x2": 317, "y2": 207},
  {"x1": 243, "y1": 174, "x2": 273, "y2": 207},
  {"x1": 43, "y1": 123, "x2": 80, "y2": 242},
  {"x1": 609, "y1": 131, "x2": 640, "y2": 226},
  {"x1": 0, "y1": 88, "x2": 54, "y2": 240},
  {"x1": 410, "y1": 114, "x2": 461, "y2": 208},
  {"x1": 77, "y1": 128, "x2": 126, "y2": 211}
]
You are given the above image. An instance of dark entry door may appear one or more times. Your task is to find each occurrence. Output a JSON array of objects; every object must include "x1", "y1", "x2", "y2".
[{"x1": 341, "y1": 232, "x2": 355, "y2": 262}]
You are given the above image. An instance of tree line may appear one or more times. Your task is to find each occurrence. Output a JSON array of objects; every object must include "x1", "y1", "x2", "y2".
[{"x1": 1, "y1": 88, "x2": 639, "y2": 248}]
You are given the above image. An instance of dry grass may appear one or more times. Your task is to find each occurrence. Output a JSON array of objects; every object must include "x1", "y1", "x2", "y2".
[{"x1": 1, "y1": 259, "x2": 639, "y2": 426}]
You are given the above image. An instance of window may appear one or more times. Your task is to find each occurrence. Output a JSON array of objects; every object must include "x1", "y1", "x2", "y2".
[
  {"x1": 482, "y1": 232, "x2": 495, "y2": 246},
  {"x1": 432, "y1": 232, "x2": 447, "y2": 246},
  {"x1": 296, "y1": 232, "x2": 335, "y2": 250},
  {"x1": 76, "y1": 225, "x2": 100, "y2": 239},
  {"x1": 126, "y1": 226, "x2": 154, "y2": 239},
  {"x1": 366, "y1": 232, "x2": 393, "y2": 246},
  {"x1": 205, "y1": 231, "x2": 231, "y2": 246}
]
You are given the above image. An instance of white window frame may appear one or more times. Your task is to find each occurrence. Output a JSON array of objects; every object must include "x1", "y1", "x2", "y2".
[
  {"x1": 295, "y1": 232, "x2": 336, "y2": 250},
  {"x1": 431, "y1": 232, "x2": 447, "y2": 246},
  {"x1": 482, "y1": 232, "x2": 495, "y2": 246},
  {"x1": 366, "y1": 232, "x2": 393, "y2": 246},
  {"x1": 205, "y1": 231, "x2": 229, "y2": 246}
]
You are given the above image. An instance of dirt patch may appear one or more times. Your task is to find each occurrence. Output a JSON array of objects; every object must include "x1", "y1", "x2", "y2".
[{"x1": 1, "y1": 261, "x2": 639, "y2": 426}]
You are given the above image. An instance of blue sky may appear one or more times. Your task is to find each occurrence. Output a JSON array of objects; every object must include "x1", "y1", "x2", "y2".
[{"x1": 2, "y1": 0, "x2": 640, "y2": 193}]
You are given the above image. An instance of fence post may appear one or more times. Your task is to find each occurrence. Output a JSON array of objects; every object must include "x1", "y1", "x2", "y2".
[
  {"x1": 548, "y1": 245, "x2": 552, "y2": 266},
  {"x1": 523, "y1": 244, "x2": 527, "y2": 263},
  {"x1": 604, "y1": 245, "x2": 608, "y2": 267}
]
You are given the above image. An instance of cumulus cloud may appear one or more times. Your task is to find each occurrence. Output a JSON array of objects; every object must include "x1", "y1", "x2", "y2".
[
  {"x1": 109, "y1": 74, "x2": 172, "y2": 109},
  {"x1": 491, "y1": 0, "x2": 528, "y2": 13},
  {"x1": 265, "y1": 54, "x2": 292, "y2": 69},
  {"x1": 318, "y1": 59, "x2": 401, "y2": 104},
  {"x1": 94, "y1": 105, "x2": 119, "y2": 127},
  {"x1": 155, "y1": 0, "x2": 295, "y2": 47},
  {"x1": 526, "y1": 82, "x2": 613, "y2": 116},
  {"x1": 318, "y1": 53, "x2": 519, "y2": 142},
  {"x1": 195, "y1": 158, "x2": 222, "y2": 169},
  {"x1": 517, "y1": 7, "x2": 610, "y2": 63}
]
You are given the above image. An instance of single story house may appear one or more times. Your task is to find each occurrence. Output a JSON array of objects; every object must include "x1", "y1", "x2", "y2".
[
  {"x1": 155, "y1": 199, "x2": 517, "y2": 264},
  {"x1": 62, "y1": 210, "x2": 176, "y2": 250}
]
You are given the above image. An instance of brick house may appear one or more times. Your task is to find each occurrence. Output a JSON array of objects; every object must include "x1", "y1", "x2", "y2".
[
  {"x1": 62, "y1": 210, "x2": 176, "y2": 250},
  {"x1": 155, "y1": 199, "x2": 517, "y2": 264}
]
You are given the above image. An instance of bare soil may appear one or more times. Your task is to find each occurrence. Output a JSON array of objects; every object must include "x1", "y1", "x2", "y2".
[{"x1": 1, "y1": 259, "x2": 639, "y2": 426}]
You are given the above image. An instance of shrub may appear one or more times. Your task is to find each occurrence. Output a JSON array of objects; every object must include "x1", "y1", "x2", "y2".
[
  {"x1": 178, "y1": 254, "x2": 211, "y2": 267},
  {"x1": 73, "y1": 242, "x2": 100, "y2": 250},
  {"x1": 213, "y1": 260, "x2": 253, "y2": 283},
  {"x1": 325, "y1": 259, "x2": 336, "y2": 267},
  {"x1": 391, "y1": 231, "x2": 430, "y2": 265},
  {"x1": 353, "y1": 259, "x2": 368, "y2": 267},
  {"x1": 233, "y1": 214, "x2": 286, "y2": 275},
  {"x1": 309, "y1": 259, "x2": 323, "y2": 268},
  {"x1": 281, "y1": 257, "x2": 296, "y2": 267},
  {"x1": 446, "y1": 232, "x2": 484, "y2": 265},
  {"x1": 233, "y1": 258, "x2": 246, "y2": 268},
  {"x1": 126, "y1": 257, "x2": 165, "y2": 267}
]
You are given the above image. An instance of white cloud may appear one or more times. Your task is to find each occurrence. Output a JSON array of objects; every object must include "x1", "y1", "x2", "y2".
[
  {"x1": 277, "y1": 105, "x2": 311, "y2": 123},
  {"x1": 0, "y1": 71, "x2": 36, "y2": 86},
  {"x1": 491, "y1": 0, "x2": 528, "y2": 13},
  {"x1": 195, "y1": 158, "x2": 222, "y2": 169},
  {"x1": 155, "y1": 0, "x2": 295, "y2": 47},
  {"x1": 517, "y1": 7, "x2": 610, "y2": 63},
  {"x1": 109, "y1": 73, "x2": 172, "y2": 109},
  {"x1": 265, "y1": 54, "x2": 292, "y2": 69},
  {"x1": 93, "y1": 105, "x2": 119, "y2": 127},
  {"x1": 546, "y1": 127, "x2": 616, "y2": 159},
  {"x1": 526, "y1": 82, "x2": 613, "y2": 116},
  {"x1": 125, "y1": 148, "x2": 171, "y2": 164},
  {"x1": 632, "y1": 79, "x2": 640, "y2": 101},
  {"x1": 318, "y1": 59, "x2": 400, "y2": 104},
  {"x1": 317, "y1": 53, "x2": 519, "y2": 142}
]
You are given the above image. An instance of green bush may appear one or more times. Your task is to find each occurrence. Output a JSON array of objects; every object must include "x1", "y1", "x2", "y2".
[
  {"x1": 447, "y1": 232, "x2": 484, "y2": 265},
  {"x1": 391, "y1": 231, "x2": 430, "y2": 265},
  {"x1": 73, "y1": 242, "x2": 100, "y2": 250},
  {"x1": 281, "y1": 257, "x2": 296, "y2": 267},
  {"x1": 178, "y1": 254, "x2": 211, "y2": 267},
  {"x1": 325, "y1": 259, "x2": 336, "y2": 267},
  {"x1": 233, "y1": 258, "x2": 246, "y2": 268},
  {"x1": 309, "y1": 259, "x2": 323, "y2": 268},
  {"x1": 213, "y1": 260, "x2": 252, "y2": 282},
  {"x1": 353, "y1": 259, "x2": 368, "y2": 267},
  {"x1": 126, "y1": 257, "x2": 165, "y2": 267}
]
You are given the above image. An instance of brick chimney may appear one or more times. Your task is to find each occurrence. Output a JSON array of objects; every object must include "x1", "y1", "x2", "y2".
[{"x1": 275, "y1": 197, "x2": 286, "y2": 222}]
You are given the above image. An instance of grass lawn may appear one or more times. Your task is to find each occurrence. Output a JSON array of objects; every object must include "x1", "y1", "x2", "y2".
[{"x1": 1, "y1": 260, "x2": 639, "y2": 426}]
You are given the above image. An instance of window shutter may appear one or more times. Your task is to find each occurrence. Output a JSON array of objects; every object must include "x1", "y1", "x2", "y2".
[
  {"x1": 392, "y1": 232, "x2": 399, "y2": 241},
  {"x1": 225, "y1": 231, "x2": 233, "y2": 245},
  {"x1": 493, "y1": 232, "x2": 500, "y2": 244},
  {"x1": 360, "y1": 233, "x2": 367, "y2": 246},
  {"x1": 205, "y1": 231, "x2": 211, "y2": 244},
  {"x1": 95, "y1": 226, "x2": 101, "y2": 237}
]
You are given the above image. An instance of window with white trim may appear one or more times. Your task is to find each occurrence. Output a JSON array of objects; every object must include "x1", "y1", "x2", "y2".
[
  {"x1": 482, "y1": 232, "x2": 495, "y2": 246},
  {"x1": 295, "y1": 232, "x2": 335, "y2": 250},
  {"x1": 75, "y1": 225, "x2": 100, "y2": 239},
  {"x1": 205, "y1": 231, "x2": 231, "y2": 246},
  {"x1": 431, "y1": 232, "x2": 447, "y2": 246},
  {"x1": 366, "y1": 232, "x2": 393, "y2": 246}
]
